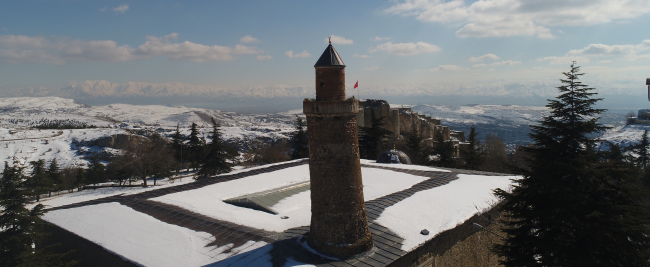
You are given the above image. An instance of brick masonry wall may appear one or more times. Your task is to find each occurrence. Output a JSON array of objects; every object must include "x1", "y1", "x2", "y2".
[
  {"x1": 315, "y1": 67, "x2": 346, "y2": 101},
  {"x1": 306, "y1": 113, "x2": 373, "y2": 257}
]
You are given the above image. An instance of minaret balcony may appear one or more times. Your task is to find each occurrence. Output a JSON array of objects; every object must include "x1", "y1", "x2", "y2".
[{"x1": 303, "y1": 98, "x2": 358, "y2": 115}]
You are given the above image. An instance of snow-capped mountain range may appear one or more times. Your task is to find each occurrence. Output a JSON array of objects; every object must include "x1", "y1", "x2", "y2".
[{"x1": 4, "y1": 79, "x2": 632, "y2": 99}]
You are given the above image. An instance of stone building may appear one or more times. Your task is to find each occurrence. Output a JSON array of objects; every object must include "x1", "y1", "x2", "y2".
[{"x1": 356, "y1": 99, "x2": 464, "y2": 157}]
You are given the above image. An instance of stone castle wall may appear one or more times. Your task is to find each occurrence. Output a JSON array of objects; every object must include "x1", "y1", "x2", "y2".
[
  {"x1": 356, "y1": 99, "x2": 455, "y2": 146},
  {"x1": 355, "y1": 99, "x2": 464, "y2": 157}
]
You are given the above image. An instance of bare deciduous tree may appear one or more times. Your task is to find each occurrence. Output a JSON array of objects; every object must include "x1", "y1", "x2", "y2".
[{"x1": 116, "y1": 134, "x2": 176, "y2": 187}]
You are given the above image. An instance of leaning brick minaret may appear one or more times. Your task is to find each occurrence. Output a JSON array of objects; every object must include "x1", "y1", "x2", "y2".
[{"x1": 304, "y1": 40, "x2": 373, "y2": 257}]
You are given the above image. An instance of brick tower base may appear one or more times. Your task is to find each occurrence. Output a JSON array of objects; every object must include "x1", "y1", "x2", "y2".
[{"x1": 304, "y1": 99, "x2": 374, "y2": 258}]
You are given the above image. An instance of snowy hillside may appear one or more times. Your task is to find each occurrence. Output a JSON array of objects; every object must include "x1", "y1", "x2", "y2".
[
  {"x1": 410, "y1": 104, "x2": 627, "y2": 147},
  {"x1": 599, "y1": 124, "x2": 650, "y2": 149},
  {"x1": 409, "y1": 104, "x2": 548, "y2": 146},
  {"x1": 0, "y1": 97, "x2": 299, "y2": 168},
  {"x1": 0, "y1": 97, "x2": 631, "y2": 170}
]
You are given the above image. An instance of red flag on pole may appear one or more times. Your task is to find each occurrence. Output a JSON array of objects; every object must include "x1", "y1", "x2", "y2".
[{"x1": 354, "y1": 80, "x2": 358, "y2": 89}]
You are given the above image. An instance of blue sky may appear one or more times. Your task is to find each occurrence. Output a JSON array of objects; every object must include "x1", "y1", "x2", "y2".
[{"x1": 2, "y1": 0, "x2": 650, "y2": 106}]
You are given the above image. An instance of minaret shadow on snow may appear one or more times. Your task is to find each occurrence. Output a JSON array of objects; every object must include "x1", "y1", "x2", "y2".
[{"x1": 303, "y1": 40, "x2": 374, "y2": 257}]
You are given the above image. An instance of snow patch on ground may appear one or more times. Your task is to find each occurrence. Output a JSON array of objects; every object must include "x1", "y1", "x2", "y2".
[
  {"x1": 375, "y1": 174, "x2": 515, "y2": 252},
  {"x1": 151, "y1": 165, "x2": 429, "y2": 232},
  {"x1": 43, "y1": 202, "x2": 266, "y2": 267},
  {"x1": 33, "y1": 178, "x2": 196, "y2": 209},
  {"x1": 284, "y1": 258, "x2": 317, "y2": 267}
]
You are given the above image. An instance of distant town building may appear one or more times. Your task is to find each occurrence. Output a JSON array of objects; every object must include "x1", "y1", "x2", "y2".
[{"x1": 629, "y1": 79, "x2": 650, "y2": 124}]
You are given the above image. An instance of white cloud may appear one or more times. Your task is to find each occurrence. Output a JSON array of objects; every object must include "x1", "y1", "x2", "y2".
[
  {"x1": 285, "y1": 50, "x2": 311, "y2": 58},
  {"x1": 232, "y1": 44, "x2": 262, "y2": 55},
  {"x1": 372, "y1": 36, "x2": 390, "y2": 41},
  {"x1": 468, "y1": 53, "x2": 499, "y2": 62},
  {"x1": 113, "y1": 4, "x2": 129, "y2": 13},
  {"x1": 385, "y1": 0, "x2": 650, "y2": 39},
  {"x1": 240, "y1": 35, "x2": 260, "y2": 43},
  {"x1": 490, "y1": 60, "x2": 521, "y2": 66},
  {"x1": 368, "y1": 41, "x2": 440, "y2": 56},
  {"x1": 567, "y1": 43, "x2": 645, "y2": 57},
  {"x1": 537, "y1": 39, "x2": 650, "y2": 64},
  {"x1": 352, "y1": 53, "x2": 370, "y2": 58},
  {"x1": 537, "y1": 56, "x2": 590, "y2": 65},
  {"x1": 256, "y1": 55, "x2": 272, "y2": 61},
  {"x1": 0, "y1": 33, "x2": 264, "y2": 64},
  {"x1": 325, "y1": 35, "x2": 353, "y2": 45},
  {"x1": 473, "y1": 63, "x2": 488, "y2": 68},
  {"x1": 135, "y1": 34, "x2": 262, "y2": 62},
  {"x1": 365, "y1": 66, "x2": 381, "y2": 70},
  {"x1": 430, "y1": 65, "x2": 467, "y2": 71}
]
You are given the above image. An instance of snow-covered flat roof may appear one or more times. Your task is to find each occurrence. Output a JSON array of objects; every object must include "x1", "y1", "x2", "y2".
[
  {"x1": 150, "y1": 164, "x2": 429, "y2": 232},
  {"x1": 375, "y1": 174, "x2": 514, "y2": 251},
  {"x1": 41, "y1": 159, "x2": 514, "y2": 266},
  {"x1": 43, "y1": 202, "x2": 268, "y2": 267}
]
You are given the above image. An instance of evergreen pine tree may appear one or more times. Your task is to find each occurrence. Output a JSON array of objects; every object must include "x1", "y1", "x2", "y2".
[
  {"x1": 463, "y1": 126, "x2": 485, "y2": 170},
  {"x1": 197, "y1": 118, "x2": 238, "y2": 179},
  {"x1": 405, "y1": 127, "x2": 424, "y2": 165},
  {"x1": 26, "y1": 159, "x2": 52, "y2": 202},
  {"x1": 634, "y1": 130, "x2": 650, "y2": 169},
  {"x1": 85, "y1": 156, "x2": 106, "y2": 187},
  {"x1": 494, "y1": 63, "x2": 650, "y2": 266},
  {"x1": 481, "y1": 133, "x2": 508, "y2": 173},
  {"x1": 432, "y1": 129, "x2": 456, "y2": 167},
  {"x1": 171, "y1": 122, "x2": 186, "y2": 173},
  {"x1": 187, "y1": 122, "x2": 203, "y2": 170},
  {"x1": 0, "y1": 161, "x2": 77, "y2": 267},
  {"x1": 358, "y1": 112, "x2": 392, "y2": 160},
  {"x1": 46, "y1": 158, "x2": 61, "y2": 196},
  {"x1": 75, "y1": 167, "x2": 85, "y2": 190},
  {"x1": 289, "y1": 115, "x2": 309, "y2": 159},
  {"x1": 0, "y1": 161, "x2": 44, "y2": 266}
]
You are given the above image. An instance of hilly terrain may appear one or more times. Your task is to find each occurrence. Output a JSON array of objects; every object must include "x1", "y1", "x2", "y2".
[
  {"x1": 410, "y1": 104, "x2": 627, "y2": 149},
  {"x1": 0, "y1": 96, "x2": 634, "y2": 169}
]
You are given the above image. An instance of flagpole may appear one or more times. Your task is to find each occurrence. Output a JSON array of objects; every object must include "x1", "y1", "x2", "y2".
[{"x1": 354, "y1": 80, "x2": 359, "y2": 100}]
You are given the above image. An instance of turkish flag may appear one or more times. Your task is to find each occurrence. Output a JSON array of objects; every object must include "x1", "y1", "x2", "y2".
[{"x1": 354, "y1": 80, "x2": 358, "y2": 89}]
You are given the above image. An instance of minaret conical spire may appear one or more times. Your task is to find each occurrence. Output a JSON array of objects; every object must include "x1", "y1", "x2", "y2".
[{"x1": 314, "y1": 43, "x2": 345, "y2": 67}]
